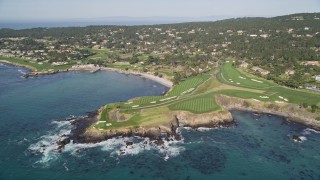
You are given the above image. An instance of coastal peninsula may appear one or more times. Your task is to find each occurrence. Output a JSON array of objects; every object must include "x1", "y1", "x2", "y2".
[
  {"x1": 2, "y1": 57, "x2": 319, "y2": 147},
  {"x1": 1, "y1": 13, "x2": 319, "y2": 149},
  {"x1": 4, "y1": 58, "x2": 318, "y2": 150}
]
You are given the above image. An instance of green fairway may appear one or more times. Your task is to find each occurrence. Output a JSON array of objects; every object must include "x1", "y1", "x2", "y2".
[
  {"x1": 117, "y1": 73, "x2": 211, "y2": 109},
  {"x1": 167, "y1": 73, "x2": 211, "y2": 96},
  {"x1": 0, "y1": 56, "x2": 72, "y2": 71},
  {"x1": 87, "y1": 48, "x2": 115, "y2": 60},
  {"x1": 216, "y1": 89, "x2": 269, "y2": 101},
  {"x1": 266, "y1": 87, "x2": 320, "y2": 105},
  {"x1": 120, "y1": 96, "x2": 165, "y2": 108},
  {"x1": 169, "y1": 93, "x2": 220, "y2": 113},
  {"x1": 217, "y1": 61, "x2": 274, "y2": 89},
  {"x1": 217, "y1": 61, "x2": 320, "y2": 106},
  {"x1": 96, "y1": 58, "x2": 320, "y2": 130}
]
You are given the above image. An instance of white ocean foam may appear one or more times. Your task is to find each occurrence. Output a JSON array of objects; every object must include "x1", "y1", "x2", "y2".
[
  {"x1": 197, "y1": 127, "x2": 217, "y2": 132},
  {"x1": 28, "y1": 120, "x2": 73, "y2": 165},
  {"x1": 302, "y1": 128, "x2": 320, "y2": 135},
  {"x1": 158, "y1": 138, "x2": 185, "y2": 161},
  {"x1": 67, "y1": 135, "x2": 184, "y2": 160},
  {"x1": 17, "y1": 69, "x2": 27, "y2": 75},
  {"x1": 30, "y1": 117, "x2": 186, "y2": 166},
  {"x1": 299, "y1": 136, "x2": 307, "y2": 142},
  {"x1": 182, "y1": 127, "x2": 192, "y2": 131},
  {"x1": 51, "y1": 120, "x2": 71, "y2": 129},
  {"x1": 63, "y1": 162, "x2": 69, "y2": 171}
]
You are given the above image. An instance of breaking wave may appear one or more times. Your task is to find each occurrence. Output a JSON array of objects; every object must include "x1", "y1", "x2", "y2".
[
  {"x1": 28, "y1": 119, "x2": 185, "y2": 166},
  {"x1": 28, "y1": 120, "x2": 73, "y2": 166},
  {"x1": 302, "y1": 128, "x2": 320, "y2": 135}
]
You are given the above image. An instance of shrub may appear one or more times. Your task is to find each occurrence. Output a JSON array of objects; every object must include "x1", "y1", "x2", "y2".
[
  {"x1": 302, "y1": 103, "x2": 308, "y2": 108},
  {"x1": 267, "y1": 103, "x2": 280, "y2": 111},
  {"x1": 243, "y1": 101, "x2": 250, "y2": 108},
  {"x1": 311, "y1": 105, "x2": 319, "y2": 113},
  {"x1": 142, "y1": 68, "x2": 148, "y2": 72}
]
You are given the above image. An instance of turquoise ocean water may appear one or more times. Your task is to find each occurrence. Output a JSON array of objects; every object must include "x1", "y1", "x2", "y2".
[{"x1": 1, "y1": 63, "x2": 320, "y2": 179}]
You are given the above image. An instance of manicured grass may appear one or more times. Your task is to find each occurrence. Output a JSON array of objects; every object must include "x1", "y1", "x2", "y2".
[
  {"x1": 88, "y1": 48, "x2": 115, "y2": 59},
  {"x1": 169, "y1": 93, "x2": 220, "y2": 113},
  {"x1": 217, "y1": 61, "x2": 274, "y2": 89},
  {"x1": 95, "y1": 104, "x2": 139, "y2": 129},
  {"x1": 167, "y1": 73, "x2": 211, "y2": 96},
  {"x1": 217, "y1": 61, "x2": 320, "y2": 105},
  {"x1": 97, "y1": 106, "x2": 172, "y2": 129},
  {"x1": 120, "y1": 96, "x2": 165, "y2": 108},
  {"x1": 266, "y1": 87, "x2": 320, "y2": 106},
  {"x1": 96, "y1": 59, "x2": 319, "y2": 131},
  {"x1": 216, "y1": 89, "x2": 272, "y2": 101},
  {"x1": 217, "y1": 87, "x2": 320, "y2": 105},
  {"x1": 118, "y1": 73, "x2": 211, "y2": 109},
  {"x1": 0, "y1": 56, "x2": 72, "y2": 71}
]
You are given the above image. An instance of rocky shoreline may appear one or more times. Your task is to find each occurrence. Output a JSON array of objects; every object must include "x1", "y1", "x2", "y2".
[
  {"x1": 55, "y1": 109, "x2": 235, "y2": 151},
  {"x1": 4, "y1": 60, "x2": 319, "y2": 150},
  {"x1": 216, "y1": 94, "x2": 320, "y2": 131},
  {"x1": 53, "y1": 94, "x2": 320, "y2": 151}
]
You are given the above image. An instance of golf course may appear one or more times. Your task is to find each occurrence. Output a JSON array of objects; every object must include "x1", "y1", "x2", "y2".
[{"x1": 94, "y1": 60, "x2": 320, "y2": 131}]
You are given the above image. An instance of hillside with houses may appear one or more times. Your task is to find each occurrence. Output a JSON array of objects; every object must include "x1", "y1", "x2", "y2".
[{"x1": 0, "y1": 13, "x2": 320, "y2": 89}]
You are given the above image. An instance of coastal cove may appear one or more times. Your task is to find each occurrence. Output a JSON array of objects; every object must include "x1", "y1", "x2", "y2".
[
  {"x1": 0, "y1": 59, "x2": 173, "y2": 88},
  {"x1": 1, "y1": 62, "x2": 320, "y2": 179},
  {"x1": 3, "y1": 59, "x2": 320, "y2": 143}
]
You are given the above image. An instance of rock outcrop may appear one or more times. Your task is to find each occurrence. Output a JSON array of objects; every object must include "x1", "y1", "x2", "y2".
[{"x1": 216, "y1": 94, "x2": 320, "y2": 130}]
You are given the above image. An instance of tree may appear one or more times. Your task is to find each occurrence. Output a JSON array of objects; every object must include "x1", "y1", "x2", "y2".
[{"x1": 173, "y1": 72, "x2": 182, "y2": 84}]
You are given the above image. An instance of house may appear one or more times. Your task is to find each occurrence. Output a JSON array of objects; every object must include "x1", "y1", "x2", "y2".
[
  {"x1": 252, "y1": 66, "x2": 270, "y2": 75},
  {"x1": 240, "y1": 62, "x2": 249, "y2": 68}
]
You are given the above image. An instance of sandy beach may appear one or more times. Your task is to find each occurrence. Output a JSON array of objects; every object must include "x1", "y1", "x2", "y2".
[
  {"x1": 70, "y1": 65, "x2": 173, "y2": 88},
  {"x1": 0, "y1": 60, "x2": 173, "y2": 88}
]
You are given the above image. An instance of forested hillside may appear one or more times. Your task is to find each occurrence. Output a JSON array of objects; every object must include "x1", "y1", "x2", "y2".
[{"x1": 1, "y1": 13, "x2": 319, "y2": 88}]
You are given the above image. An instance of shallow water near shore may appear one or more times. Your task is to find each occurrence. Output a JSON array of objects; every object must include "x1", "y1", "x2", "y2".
[{"x1": 1, "y1": 63, "x2": 320, "y2": 179}]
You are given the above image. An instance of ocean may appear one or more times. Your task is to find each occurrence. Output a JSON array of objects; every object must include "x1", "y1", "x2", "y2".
[{"x1": 1, "y1": 63, "x2": 320, "y2": 179}]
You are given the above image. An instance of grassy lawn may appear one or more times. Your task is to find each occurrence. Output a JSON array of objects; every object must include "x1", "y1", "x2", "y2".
[
  {"x1": 116, "y1": 73, "x2": 212, "y2": 109},
  {"x1": 95, "y1": 58, "x2": 320, "y2": 131},
  {"x1": 216, "y1": 89, "x2": 273, "y2": 101},
  {"x1": 96, "y1": 106, "x2": 172, "y2": 129},
  {"x1": 266, "y1": 87, "x2": 320, "y2": 105},
  {"x1": 88, "y1": 48, "x2": 115, "y2": 59},
  {"x1": 120, "y1": 96, "x2": 165, "y2": 108},
  {"x1": 167, "y1": 73, "x2": 211, "y2": 96},
  {"x1": 217, "y1": 61, "x2": 274, "y2": 89},
  {"x1": 217, "y1": 61, "x2": 320, "y2": 106},
  {"x1": 169, "y1": 93, "x2": 220, "y2": 113},
  {"x1": 0, "y1": 56, "x2": 72, "y2": 72}
]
